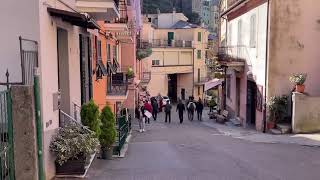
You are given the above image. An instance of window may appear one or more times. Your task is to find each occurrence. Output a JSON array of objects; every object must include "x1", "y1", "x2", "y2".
[
  {"x1": 250, "y1": 14, "x2": 257, "y2": 47},
  {"x1": 198, "y1": 32, "x2": 202, "y2": 42},
  {"x1": 113, "y1": 45, "x2": 117, "y2": 61},
  {"x1": 127, "y1": 0, "x2": 131, "y2": 6},
  {"x1": 107, "y1": 44, "x2": 111, "y2": 61},
  {"x1": 197, "y1": 50, "x2": 201, "y2": 59},
  {"x1": 152, "y1": 60, "x2": 160, "y2": 66},
  {"x1": 97, "y1": 40, "x2": 102, "y2": 59},
  {"x1": 228, "y1": 23, "x2": 232, "y2": 45},
  {"x1": 237, "y1": 20, "x2": 243, "y2": 46},
  {"x1": 227, "y1": 75, "x2": 231, "y2": 99}
]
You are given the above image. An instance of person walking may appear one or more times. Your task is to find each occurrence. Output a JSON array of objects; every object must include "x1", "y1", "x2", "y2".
[
  {"x1": 139, "y1": 104, "x2": 146, "y2": 132},
  {"x1": 144, "y1": 100, "x2": 152, "y2": 124},
  {"x1": 187, "y1": 100, "x2": 196, "y2": 121},
  {"x1": 151, "y1": 99, "x2": 158, "y2": 121},
  {"x1": 176, "y1": 99, "x2": 185, "y2": 124},
  {"x1": 164, "y1": 100, "x2": 172, "y2": 123},
  {"x1": 158, "y1": 95, "x2": 163, "y2": 112},
  {"x1": 196, "y1": 98, "x2": 204, "y2": 121}
]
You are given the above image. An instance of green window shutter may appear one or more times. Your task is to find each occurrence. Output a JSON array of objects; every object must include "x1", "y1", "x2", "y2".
[
  {"x1": 198, "y1": 32, "x2": 202, "y2": 42},
  {"x1": 197, "y1": 50, "x2": 201, "y2": 59}
]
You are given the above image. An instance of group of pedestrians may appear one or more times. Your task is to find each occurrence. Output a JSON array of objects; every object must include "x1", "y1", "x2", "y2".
[{"x1": 135, "y1": 96, "x2": 204, "y2": 132}]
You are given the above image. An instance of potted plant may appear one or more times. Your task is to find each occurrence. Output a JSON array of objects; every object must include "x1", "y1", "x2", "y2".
[
  {"x1": 81, "y1": 100, "x2": 101, "y2": 137},
  {"x1": 99, "y1": 105, "x2": 117, "y2": 159},
  {"x1": 127, "y1": 67, "x2": 135, "y2": 80},
  {"x1": 289, "y1": 73, "x2": 307, "y2": 93},
  {"x1": 50, "y1": 124, "x2": 99, "y2": 175},
  {"x1": 267, "y1": 95, "x2": 288, "y2": 129}
]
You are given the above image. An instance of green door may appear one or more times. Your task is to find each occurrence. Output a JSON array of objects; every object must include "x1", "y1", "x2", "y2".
[{"x1": 168, "y1": 32, "x2": 174, "y2": 46}]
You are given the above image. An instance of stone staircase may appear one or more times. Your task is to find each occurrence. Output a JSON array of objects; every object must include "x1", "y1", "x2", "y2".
[{"x1": 270, "y1": 123, "x2": 292, "y2": 135}]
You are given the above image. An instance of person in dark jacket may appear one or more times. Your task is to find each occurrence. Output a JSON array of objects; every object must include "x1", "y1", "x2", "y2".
[
  {"x1": 164, "y1": 100, "x2": 172, "y2": 123},
  {"x1": 151, "y1": 99, "x2": 159, "y2": 121},
  {"x1": 196, "y1": 98, "x2": 204, "y2": 121},
  {"x1": 176, "y1": 99, "x2": 185, "y2": 124}
]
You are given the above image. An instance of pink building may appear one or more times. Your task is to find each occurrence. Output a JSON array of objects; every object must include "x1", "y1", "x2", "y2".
[{"x1": 219, "y1": 0, "x2": 320, "y2": 132}]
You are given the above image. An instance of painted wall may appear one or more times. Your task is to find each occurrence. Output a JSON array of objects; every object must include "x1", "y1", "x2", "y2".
[
  {"x1": 224, "y1": 2, "x2": 268, "y2": 130},
  {"x1": 38, "y1": 0, "x2": 83, "y2": 178},
  {"x1": 292, "y1": 93, "x2": 320, "y2": 133},
  {"x1": 0, "y1": 0, "x2": 40, "y2": 90},
  {"x1": 268, "y1": 0, "x2": 320, "y2": 97}
]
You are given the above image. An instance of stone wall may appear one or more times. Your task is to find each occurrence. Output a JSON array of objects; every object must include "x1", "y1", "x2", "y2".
[
  {"x1": 292, "y1": 93, "x2": 320, "y2": 133},
  {"x1": 11, "y1": 86, "x2": 38, "y2": 180}
]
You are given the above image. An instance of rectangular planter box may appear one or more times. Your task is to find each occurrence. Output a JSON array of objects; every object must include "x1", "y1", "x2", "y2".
[{"x1": 55, "y1": 156, "x2": 86, "y2": 175}]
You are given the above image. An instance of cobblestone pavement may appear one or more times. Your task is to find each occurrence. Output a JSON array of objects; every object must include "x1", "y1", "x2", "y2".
[{"x1": 70, "y1": 107, "x2": 320, "y2": 180}]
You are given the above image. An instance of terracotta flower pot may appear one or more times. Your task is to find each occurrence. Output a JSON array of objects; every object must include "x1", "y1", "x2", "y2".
[
  {"x1": 267, "y1": 121, "x2": 275, "y2": 129},
  {"x1": 296, "y1": 84, "x2": 305, "y2": 93}
]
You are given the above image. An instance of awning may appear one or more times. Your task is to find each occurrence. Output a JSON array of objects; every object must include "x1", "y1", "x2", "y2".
[
  {"x1": 204, "y1": 78, "x2": 223, "y2": 91},
  {"x1": 47, "y1": 7, "x2": 99, "y2": 29}
]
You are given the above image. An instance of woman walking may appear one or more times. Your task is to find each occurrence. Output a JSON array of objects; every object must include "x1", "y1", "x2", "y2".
[{"x1": 138, "y1": 103, "x2": 146, "y2": 132}]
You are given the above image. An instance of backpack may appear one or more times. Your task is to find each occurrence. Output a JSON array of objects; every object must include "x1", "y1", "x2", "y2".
[{"x1": 188, "y1": 102, "x2": 195, "y2": 111}]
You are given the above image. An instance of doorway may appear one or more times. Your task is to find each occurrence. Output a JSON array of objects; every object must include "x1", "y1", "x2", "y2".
[
  {"x1": 246, "y1": 80, "x2": 256, "y2": 125},
  {"x1": 236, "y1": 78, "x2": 241, "y2": 116},
  {"x1": 168, "y1": 32, "x2": 174, "y2": 46},
  {"x1": 181, "y1": 88, "x2": 185, "y2": 100},
  {"x1": 57, "y1": 28, "x2": 70, "y2": 114},
  {"x1": 168, "y1": 74, "x2": 177, "y2": 102},
  {"x1": 79, "y1": 34, "x2": 92, "y2": 105}
]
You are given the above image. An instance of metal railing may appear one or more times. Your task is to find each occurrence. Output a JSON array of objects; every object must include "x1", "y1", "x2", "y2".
[
  {"x1": 59, "y1": 110, "x2": 82, "y2": 128},
  {"x1": 73, "y1": 102, "x2": 81, "y2": 122},
  {"x1": 107, "y1": 73, "x2": 129, "y2": 96},
  {"x1": 217, "y1": 45, "x2": 250, "y2": 63},
  {"x1": 141, "y1": 72, "x2": 151, "y2": 83},
  {"x1": 139, "y1": 39, "x2": 193, "y2": 48},
  {"x1": 0, "y1": 90, "x2": 14, "y2": 180},
  {"x1": 113, "y1": 115, "x2": 129, "y2": 155}
]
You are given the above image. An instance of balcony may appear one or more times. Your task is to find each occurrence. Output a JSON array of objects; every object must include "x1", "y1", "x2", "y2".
[
  {"x1": 141, "y1": 72, "x2": 151, "y2": 84},
  {"x1": 217, "y1": 46, "x2": 247, "y2": 68},
  {"x1": 106, "y1": 72, "x2": 129, "y2": 99},
  {"x1": 195, "y1": 77, "x2": 211, "y2": 86},
  {"x1": 139, "y1": 39, "x2": 194, "y2": 49},
  {"x1": 76, "y1": 0, "x2": 120, "y2": 21}
]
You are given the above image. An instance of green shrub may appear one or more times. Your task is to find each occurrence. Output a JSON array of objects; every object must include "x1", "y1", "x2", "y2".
[
  {"x1": 289, "y1": 73, "x2": 307, "y2": 85},
  {"x1": 267, "y1": 95, "x2": 288, "y2": 123},
  {"x1": 137, "y1": 48, "x2": 152, "y2": 60},
  {"x1": 50, "y1": 124, "x2": 99, "y2": 165},
  {"x1": 99, "y1": 105, "x2": 117, "y2": 149},
  {"x1": 80, "y1": 100, "x2": 101, "y2": 136}
]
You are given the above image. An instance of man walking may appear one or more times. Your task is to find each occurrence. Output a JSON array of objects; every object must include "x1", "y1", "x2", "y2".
[
  {"x1": 151, "y1": 99, "x2": 158, "y2": 121},
  {"x1": 164, "y1": 100, "x2": 172, "y2": 123},
  {"x1": 139, "y1": 103, "x2": 146, "y2": 132},
  {"x1": 176, "y1": 99, "x2": 185, "y2": 124},
  {"x1": 187, "y1": 99, "x2": 196, "y2": 121},
  {"x1": 196, "y1": 98, "x2": 204, "y2": 121}
]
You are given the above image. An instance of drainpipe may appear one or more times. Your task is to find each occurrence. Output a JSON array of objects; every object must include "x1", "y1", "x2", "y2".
[
  {"x1": 192, "y1": 49, "x2": 195, "y2": 98},
  {"x1": 263, "y1": 0, "x2": 270, "y2": 133}
]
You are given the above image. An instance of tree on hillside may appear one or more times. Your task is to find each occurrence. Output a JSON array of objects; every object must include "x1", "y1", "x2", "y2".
[
  {"x1": 143, "y1": 0, "x2": 182, "y2": 14},
  {"x1": 185, "y1": 12, "x2": 201, "y2": 25}
]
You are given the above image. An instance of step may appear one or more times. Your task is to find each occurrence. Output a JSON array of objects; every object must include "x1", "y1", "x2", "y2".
[
  {"x1": 276, "y1": 123, "x2": 292, "y2": 134},
  {"x1": 230, "y1": 118, "x2": 241, "y2": 126},
  {"x1": 269, "y1": 128, "x2": 282, "y2": 135}
]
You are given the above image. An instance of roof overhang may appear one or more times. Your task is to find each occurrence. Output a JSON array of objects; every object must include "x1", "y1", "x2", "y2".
[
  {"x1": 47, "y1": 7, "x2": 99, "y2": 29},
  {"x1": 220, "y1": 0, "x2": 248, "y2": 18},
  {"x1": 104, "y1": 23, "x2": 128, "y2": 32},
  {"x1": 76, "y1": 0, "x2": 120, "y2": 21}
]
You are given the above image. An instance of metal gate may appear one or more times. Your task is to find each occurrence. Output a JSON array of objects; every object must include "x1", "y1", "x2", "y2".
[{"x1": 0, "y1": 90, "x2": 14, "y2": 180}]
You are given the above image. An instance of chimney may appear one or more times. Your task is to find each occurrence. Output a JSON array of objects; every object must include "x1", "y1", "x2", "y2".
[{"x1": 157, "y1": 8, "x2": 160, "y2": 14}]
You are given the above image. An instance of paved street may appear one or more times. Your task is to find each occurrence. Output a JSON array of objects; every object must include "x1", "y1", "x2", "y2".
[{"x1": 81, "y1": 108, "x2": 320, "y2": 180}]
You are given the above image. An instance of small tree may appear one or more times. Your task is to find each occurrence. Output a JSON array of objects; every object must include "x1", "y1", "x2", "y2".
[
  {"x1": 137, "y1": 48, "x2": 152, "y2": 60},
  {"x1": 80, "y1": 100, "x2": 101, "y2": 137},
  {"x1": 99, "y1": 105, "x2": 116, "y2": 150}
]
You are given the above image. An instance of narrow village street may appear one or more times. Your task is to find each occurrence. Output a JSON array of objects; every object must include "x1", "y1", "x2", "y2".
[{"x1": 80, "y1": 107, "x2": 320, "y2": 180}]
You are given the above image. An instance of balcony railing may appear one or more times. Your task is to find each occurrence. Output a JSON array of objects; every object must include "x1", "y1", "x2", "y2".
[
  {"x1": 107, "y1": 73, "x2": 128, "y2": 96},
  {"x1": 141, "y1": 72, "x2": 151, "y2": 83},
  {"x1": 139, "y1": 39, "x2": 193, "y2": 48},
  {"x1": 217, "y1": 46, "x2": 249, "y2": 62}
]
